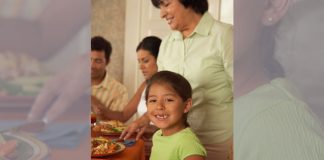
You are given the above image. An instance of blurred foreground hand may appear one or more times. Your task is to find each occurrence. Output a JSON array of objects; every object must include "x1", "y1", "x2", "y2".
[{"x1": 27, "y1": 55, "x2": 90, "y2": 124}]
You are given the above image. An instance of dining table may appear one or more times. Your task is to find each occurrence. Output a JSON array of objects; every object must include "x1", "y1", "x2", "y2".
[{"x1": 0, "y1": 99, "x2": 146, "y2": 160}]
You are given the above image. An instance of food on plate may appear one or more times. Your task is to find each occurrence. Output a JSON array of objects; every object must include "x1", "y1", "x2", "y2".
[
  {"x1": 0, "y1": 133, "x2": 49, "y2": 159},
  {"x1": 0, "y1": 134, "x2": 18, "y2": 157},
  {"x1": 91, "y1": 137, "x2": 119, "y2": 156},
  {"x1": 0, "y1": 52, "x2": 42, "y2": 80},
  {"x1": 0, "y1": 52, "x2": 48, "y2": 96},
  {"x1": 92, "y1": 120, "x2": 126, "y2": 134}
]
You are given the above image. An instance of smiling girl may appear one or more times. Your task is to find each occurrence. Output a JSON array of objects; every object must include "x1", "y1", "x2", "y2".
[{"x1": 145, "y1": 71, "x2": 206, "y2": 160}]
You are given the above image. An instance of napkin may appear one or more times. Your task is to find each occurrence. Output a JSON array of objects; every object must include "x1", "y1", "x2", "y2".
[{"x1": 123, "y1": 139, "x2": 136, "y2": 147}]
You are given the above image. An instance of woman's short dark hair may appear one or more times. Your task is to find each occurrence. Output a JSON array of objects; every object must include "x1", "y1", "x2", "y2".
[
  {"x1": 145, "y1": 70, "x2": 192, "y2": 126},
  {"x1": 136, "y1": 36, "x2": 162, "y2": 59},
  {"x1": 151, "y1": 0, "x2": 208, "y2": 15},
  {"x1": 91, "y1": 36, "x2": 112, "y2": 63}
]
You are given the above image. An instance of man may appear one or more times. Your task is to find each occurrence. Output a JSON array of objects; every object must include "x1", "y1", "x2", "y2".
[{"x1": 91, "y1": 36, "x2": 128, "y2": 120}]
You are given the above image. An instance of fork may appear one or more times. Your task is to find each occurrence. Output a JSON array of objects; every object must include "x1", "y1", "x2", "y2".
[{"x1": 111, "y1": 138, "x2": 136, "y2": 147}]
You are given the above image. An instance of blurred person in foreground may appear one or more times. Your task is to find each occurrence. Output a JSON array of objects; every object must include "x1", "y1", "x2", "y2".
[
  {"x1": 234, "y1": 0, "x2": 324, "y2": 159},
  {"x1": 0, "y1": 0, "x2": 91, "y2": 124},
  {"x1": 273, "y1": 0, "x2": 324, "y2": 123},
  {"x1": 90, "y1": 36, "x2": 128, "y2": 120},
  {"x1": 121, "y1": 0, "x2": 233, "y2": 159},
  {"x1": 1, "y1": 0, "x2": 90, "y2": 159}
]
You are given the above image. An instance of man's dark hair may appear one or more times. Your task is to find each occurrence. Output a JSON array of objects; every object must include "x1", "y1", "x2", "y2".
[{"x1": 91, "y1": 36, "x2": 112, "y2": 63}]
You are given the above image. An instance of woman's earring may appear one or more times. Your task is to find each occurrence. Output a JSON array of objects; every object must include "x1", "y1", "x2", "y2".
[{"x1": 262, "y1": 16, "x2": 274, "y2": 26}]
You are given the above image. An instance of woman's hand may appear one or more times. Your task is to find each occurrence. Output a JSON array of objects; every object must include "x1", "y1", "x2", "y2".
[
  {"x1": 27, "y1": 54, "x2": 89, "y2": 123},
  {"x1": 120, "y1": 113, "x2": 150, "y2": 141}
]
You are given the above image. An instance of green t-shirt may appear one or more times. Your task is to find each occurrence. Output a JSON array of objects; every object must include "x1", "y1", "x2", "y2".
[{"x1": 150, "y1": 128, "x2": 206, "y2": 160}]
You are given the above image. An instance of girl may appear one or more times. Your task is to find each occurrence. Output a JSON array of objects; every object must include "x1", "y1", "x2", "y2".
[{"x1": 145, "y1": 71, "x2": 206, "y2": 160}]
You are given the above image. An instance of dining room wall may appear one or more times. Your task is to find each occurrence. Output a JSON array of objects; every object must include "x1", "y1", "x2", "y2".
[{"x1": 91, "y1": 0, "x2": 126, "y2": 83}]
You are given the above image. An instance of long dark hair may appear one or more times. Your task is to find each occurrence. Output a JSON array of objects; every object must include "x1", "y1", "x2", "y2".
[{"x1": 136, "y1": 36, "x2": 161, "y2": 59}]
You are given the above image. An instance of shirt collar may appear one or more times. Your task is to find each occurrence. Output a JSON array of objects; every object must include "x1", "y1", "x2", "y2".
[
  {"x1": 235, "y1": 78, "x2": 303, "y2": 124},
  {"x1": 170, "y1": 12, "x2": 214, "y2": 40},
  {"x1": 92, "y1": 71, "x2": 109, "y2": 89}
]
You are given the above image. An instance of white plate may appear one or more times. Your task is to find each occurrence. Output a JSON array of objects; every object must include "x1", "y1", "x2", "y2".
[{"x1": 2, "y1": 132, "x2": 49, "y2": 160}]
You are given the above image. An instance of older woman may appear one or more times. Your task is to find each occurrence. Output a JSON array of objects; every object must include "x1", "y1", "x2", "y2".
[
  {"x1": 234, "y1": 0, "x2": 324, "y2": 159},
  {"x1": 274, "y1": 0, "x2": 324, "y2": 122},
  {"x1": 122, "y1": 0, "x2": 233, "y2": 159}
]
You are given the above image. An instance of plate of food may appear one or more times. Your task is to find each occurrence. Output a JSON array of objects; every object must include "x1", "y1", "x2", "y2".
[
  {"x1": 92, "y1": 120, "x2": 126, "y2": 136},
  {"x1": 0, "y1": 52, "x2": 49, "y2": 109},
  {"x1": 0, "y1": 132, "x2": 49, "y2": 160},
  {"x1": 0, "y1": 75, "x2": 49, "y2": 109},
  {"x1": 91, "y1": 137, "x2": 125, "y2": 158}
]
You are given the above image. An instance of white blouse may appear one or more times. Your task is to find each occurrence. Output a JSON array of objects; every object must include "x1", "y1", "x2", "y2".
[{"x1": 137, "y1": 87, "x2": 147, "y2": 117}]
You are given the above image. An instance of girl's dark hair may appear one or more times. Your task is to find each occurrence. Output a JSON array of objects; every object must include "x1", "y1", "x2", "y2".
[
  {"x1": 151, "y1": 0, "x2": 208, "y2": 15},
  {"x1": 145, "y1": 71, "x2": 192, "y2": 127},
  {"x1": 136, "y1": 36, "x2": 161, "y2": 59}
]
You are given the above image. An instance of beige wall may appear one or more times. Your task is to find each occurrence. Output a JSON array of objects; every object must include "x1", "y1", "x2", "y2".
[{"x1": 91, "y1": 0, "x2": 126, "y2": 82}]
